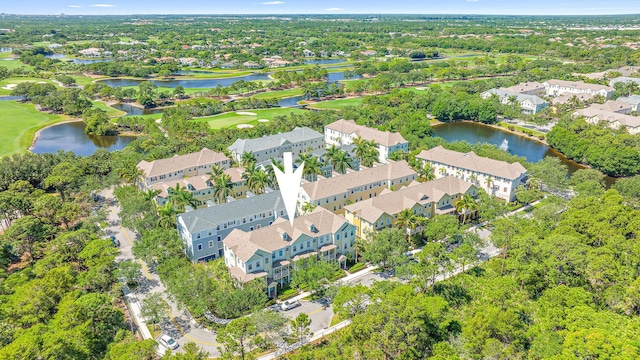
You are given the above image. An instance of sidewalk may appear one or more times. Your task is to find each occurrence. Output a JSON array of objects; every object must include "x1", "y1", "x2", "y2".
[
  {"x1": 285, "y1": 265, "x2": 380, "y2": 303},
  {"x1": 122, "y1": 284, "x2": 152, "y2": 340}
]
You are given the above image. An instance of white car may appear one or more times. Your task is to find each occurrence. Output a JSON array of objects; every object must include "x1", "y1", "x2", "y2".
[
  {"x1": 160, "y1": 334, "x2": 179, "y2": 350},
  {"x1": 280, "y1": 300, "x2": 301, "y2": 311}
]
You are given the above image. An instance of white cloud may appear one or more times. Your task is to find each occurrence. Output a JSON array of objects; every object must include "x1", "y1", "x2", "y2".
[
  {"x1": 90, "y1": 3, "x2": 115, "y2": 7},
  {"x1": 260, "y1": 1, "x2": 284, "y2": 4},
  {"x1": 325, "y1": 7, "x2": 343, "y2": 11},
  {"x1": 68, "y1": 5, "x2": 82, "y2": 7}
]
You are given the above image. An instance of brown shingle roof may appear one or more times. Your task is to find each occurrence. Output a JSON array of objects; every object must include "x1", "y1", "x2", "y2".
[
  {"x1": 326, "y1": 119, "x2": 407, "y2": 147},
  {"x1": 345, "y1": 176, "x2": 474, "y2": 223},
  {"x1": 417, "y1": 146, "x2": 527, "y2": 180},
  {"x1": 152, "y1": 167, "x2": 245, "y2": 197},
  {"x1": 301, "y1": 160, "x2": 416, "y2": 200},
  {"x1": 223, "y1": 208, "x2": 349, "y2": 263},
  {"x1": 137, "y1": 148, "x2": 229, "y2": 178}
]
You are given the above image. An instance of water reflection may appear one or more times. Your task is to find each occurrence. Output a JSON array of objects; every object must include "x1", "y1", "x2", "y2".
[{"x1": 31, "y1": 121, "x2": 135, "y2": 156}]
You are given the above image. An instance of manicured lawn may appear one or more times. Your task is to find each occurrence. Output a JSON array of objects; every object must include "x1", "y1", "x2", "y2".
[
  {"x1": 0, "y1": 59, "x2": 33, "y2": 71},
  {"x1": 0, "y1": 101, "x2": 65, "y2": 157},
  {"x1": 0, "y1": 77, "x2": 60, "y2": 95},
  {"x1": 250, "y1": 88, "x2": 303, "y2": 100},
  {"x1": 71, "y1": 75, "x2": 102, "y2": 86},
  {"x1": 193, "y1": 108, "x2": 307, "y2": 129},
  {"x1": 307, "y1": 97, "x2": 363, "y2": 110},
  {"x1": 91, "y1": 101, "x2": 126, "y2": 117}
]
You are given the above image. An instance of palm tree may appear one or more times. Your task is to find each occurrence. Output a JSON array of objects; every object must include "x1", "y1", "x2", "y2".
[
  {"x1": 439, "y1": 167, "x2": 447, "y2": 176},
  {"x1": 169, "y1": 183, "x2": 197, "y2": 212},
  {"x1": 301, "y1": 201, "x2": 317, "y2": 215},
  {"x1": 296, "y1": 153, "x2": 322, "y2": 181},
  {"x1": 265, "y1": 158, "x2": 283, "y2": 188},
  {"x1": 455, "y1": 194, "x2": 479, "y2": 224},
  {"x1": 241, "y1": 152, "x2": 257, "y2": 168},
  {"x1": 353, "y1": 137, "x2": 377, "y2": 166},
  {"x1": 396, "y1": 208, "x2": 418, "y2": 244},
  {"x1": 207, "y1": 165, "x2": 225, "y2": 181},
  {"x1": 323, "y1": 145, "x2": 340, "y2": 165},
  {"x1": 361, "y1": 143, "x2": 379, "y2": 167},
  {"x1": 242, "y1": 162, "x2": 259, "y2": 181},
  {"x1": 469, "y1": 174, "x2": 478, "y2": 186},
  {"x1": 117, "y1": 165, "x2": 142, "y2": 186},
  {"x1": 212, "y1": 173, "x2": 234, "y2": 203},
  {"x1": 246, "y1": 169, "x2": 272, "y2": 195},
  {"x1": 332, "y1": 150, "x2": 353, "y2": 174},
  {"x1": 485, "y1": 176, "x2": 494, "y2": 193},
  {"x1": 143, "y1": 188, "x2": 160, "y2": 202},
  {"x1": 418, "y1": 163, "x2": 436, "y2": 182},
  {"x1": 157, "y1": 203, "x2": 177, "y2": 229}
]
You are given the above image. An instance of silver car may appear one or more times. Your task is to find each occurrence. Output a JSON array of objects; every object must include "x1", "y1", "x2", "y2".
[{"x1": 160, "y1": 334, "x2": 179, "y2": 350}]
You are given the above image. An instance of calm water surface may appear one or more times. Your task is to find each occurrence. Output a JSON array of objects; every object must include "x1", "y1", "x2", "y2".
[
  {"x1": 31, "y1": 121, "x2": 135, "y2": 156},
  {"x1": 98, "y1": 73, "x2": 271, "y2": 89},
  {"x1": 111, "y1": 102, "x2": 164, "y2": 116}
]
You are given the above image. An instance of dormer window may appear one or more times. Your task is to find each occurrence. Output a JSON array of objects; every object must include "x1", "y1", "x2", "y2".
[{"x1": 281, "y1": 231, "x2": 288, "y2": 240}]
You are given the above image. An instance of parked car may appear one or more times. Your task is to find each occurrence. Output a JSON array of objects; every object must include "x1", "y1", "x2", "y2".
[
  {"x1": 160, "y1": 334, "x2": 179, "y2": 350},
  {"x1": 280, "y1": 300, "x2": 301, "y2": 311},
  {"x1": 109, "y1": 235, "x2": 120, "y2": 247}
]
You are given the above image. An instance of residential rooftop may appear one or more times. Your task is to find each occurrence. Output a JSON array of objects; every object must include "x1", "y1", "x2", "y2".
[
  {"x1": 228, "y1": 126, "x2": 323, "y2": 155},
  {"x1": 575, "y1": 107, "x2": 640, "y2": 128},
  {"x1": 137, "y1": 148, "x2": 229, "y2": 178},
  {"x1": 325, "y1": 119, "x2": 407, "y2": 147},
  {"x1": 482, "y1": 88, "x2": 547, "y2": 105},
  {"x1": 417, "y1": 146, "x2": 527, "y2": 180},
  {"x1": 301, "y1": 160, "x2": 416, "y2": 199},
  {"x1": 344, "y1": 176, "x2": 474, "y2": 223},
  {"x1": 544, "y1": 79, "x2": 614, "y2": 92},
  {"x1": 151, "y1": 167, "x2": 245, "y2": 197},
  {"x1": 502, "y1": 81, "x2": 545, "y2": 93},
  {"x1": 177, "y1": 190, "x2": 285, "y2": 234},
  {"x1": 223, "y1": 207, "x2": 348, "y2": 263}
]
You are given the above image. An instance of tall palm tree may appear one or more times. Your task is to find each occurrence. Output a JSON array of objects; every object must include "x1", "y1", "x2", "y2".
[
  {"x1": 485, "y1": 176, "x2": 494, "y2": 193},
  {"x1": 169, "y1": 183, "x2": 197, "y2": 211},
  {"x1": 117, "y1": 165, "x2": 142, "y2": 186},
  {"x1": 241, "y1": 152, "x2": 257, "y2": 168},
  {"x1": 242, "y1": 162, "x2": 259, "y2": 181},
  {"x1": 332, "y1": 150, "x2": 353, "y2": 175},
  {"x1": 301, "y1": 201, "x2": 317, "y2": 215},
  {"x1": 265, "y1": 158, "x2": 283, "y2": 188},
  {"x1": 455, "y1": 194, "x2": 479, "y2": 224},
  {"x1": 296, "y1": 153, "x2": 322, "y2": 181},
  {"x1": 418, "y1": 163, "x2": 436, "y2": 182},
  {"x1": 246, "y1": 169, "x2": 272, "y2": 195},
  {"x1": 354, "y1": 137, "x2": 378, "y2": 166},
  {"x1": 143, "y1": 188, "x2": 160, "y2": 202},
  {"x1": 396, "y1": 208, "x2": 418, "y2": 244},
  {"x1": 439, "y1": 167, "x2": 447, "y2": 176},
  {"x1": 469, "y1": 174, "x2": 478, "y2": 186},
  {"x1": 157, "y1": 203, "x2": 177, "y2": 229},
  {"x1": 361, "y1": 143, "x2": 379, "y2": 167},
  {"x1": 323, "y1": 145, "x2": 340, "y2": 165},
  {"x1": 207, "y1": 165, "x2": 225, "y2": 181},
  {"x1": 212, "y1": 173, "x2": 234, "y2": 204}
]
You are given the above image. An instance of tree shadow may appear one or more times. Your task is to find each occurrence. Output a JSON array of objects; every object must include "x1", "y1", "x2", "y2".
[{"x1": 433, "y1": 282, "x2": 472, "y2": 308}]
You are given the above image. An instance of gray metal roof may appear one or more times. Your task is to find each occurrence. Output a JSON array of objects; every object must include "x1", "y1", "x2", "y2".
[
  {"x1": 178, "y1": 191, "x2": 285, "y2": 234},
  {"x1": 617, "y1": 95, "x2": 640, "y2": 106},
  {"x1": 228, "y1": 127, "x2": 323, "y2": 155},
  {"x1": 482, "y1": 88, "x2": 547, "y2": 106}
]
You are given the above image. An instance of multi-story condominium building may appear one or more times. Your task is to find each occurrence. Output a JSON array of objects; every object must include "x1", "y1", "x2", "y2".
[
  {"x1": 573, "y1": 107, "x2": 640, "y2": 135},
  {"x1": 589, "y1": 100, "x2": 634, "y2": 114},
  {"x1": 542, "y1": 80, "x2": 614, "y2": 99},
  {"x1": 617, "y1": 95, "x2": 640, "y2": 113},
  {"x1": 324, "y1": 119, "x2": 409, "y2": 163},
  {"x1": 227, "y1": 127, "x2": 324, "y2": 164},
  {"x1": 176, "y1": 191, "x2": 287, "y2": 263},
  {"x1": 417, "y1": 146, "x2": 527, "y2": 202},
  {"x1": 223, "y1": 208, "x2": 356, "y2": 297},
  {"x1": 137, "y1": 148, "x2": 230, "y2": 188},
  {"x1": 344, "y1": 176, "x2": 477, "y2": 240},
  {"x1": 481, "y1": 89, "x2": 548, "y2": 114},
  {"x1": 502, "y1": 81, "x2": 546, "y2": 96},
  {"x1": 298, "y1": 160, "x2": 417, "y2": 214},
  {"x1": 151, "y1": 167, "x2": 247, "y2": 208}
]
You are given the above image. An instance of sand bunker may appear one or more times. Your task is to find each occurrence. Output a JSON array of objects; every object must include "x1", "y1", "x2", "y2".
[
  {"x1": 236, "y1": 111, "x2": 257, "y2": 116},
  {"x1": 37, "y1": 81, "x2": 48, "y2": 84},
  {"x1": 155, "y1": 119, "x2": 162, "y2": 123},
  {"x1": 415, "y1": 87, "x2": 427, "y2": 90},
  {"x1": 257, "y1": 119, "x2": 270, "y2": 123},
  {"x1": 237, "y1": 124, "x2": 255, "y2": 129},
  {"x1": 2, "y1": 84, "x2": 17, "y2": 90}
]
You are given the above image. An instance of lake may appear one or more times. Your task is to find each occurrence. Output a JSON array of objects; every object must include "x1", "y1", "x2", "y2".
[
  {"x1": 31, "y1": 121, "x2": 135, "y2": 156},
  {"x1": 98, "y1": 73, "x2": 271, "y2": 89},
  {"x1": 432, "y1": 121, "x2": 616, "y2": 186},
  {"x1": 277, "y1": 95, "x2": 305, "y2": 108},
  {"x1": 110, "y1": 102, "x2": 164, "y2": 116},
  {"x1": 305, "y1": 59, "x2": 347, "y2": 65}
]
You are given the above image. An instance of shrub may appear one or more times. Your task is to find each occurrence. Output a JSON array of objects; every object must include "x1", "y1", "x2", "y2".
[
  {"x1": 278, "y1": 289, "x2": 299, "y2": 301},
  {"x1": 508, "y1": 125, "x2": 515, "y2": 131},
  {"x1": 348, "y1": 263, "x2": 367, "y2": 274}
]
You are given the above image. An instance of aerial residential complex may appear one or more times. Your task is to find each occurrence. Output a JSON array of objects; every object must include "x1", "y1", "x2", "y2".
[
  {"x1": 137, "y1": 148, "x2": 230, "y2": 187},
  {"x1": 177, "y1": 191, "x2": 287, "y2": 262},
  {"x1": 574, "y1": 107, "x2": 640, "y2": 134},
  {"x1": 227, "y1": 126, "x2": 324, "y2": 163},
  {"x1": 344, "y1": 176, "x2": 477, "y2": 239},
  {"x1": 298, "y1": 160, "x2": 418, "y2": 214},
  {"x1": 542, "y1": 79, "x2": 614, "y2": 99},
  {"x1": 223, "y1": 208, "x2": 356, "y2": 297},
  {"x1": 417, "y1": 146, "x2": 527, "y2": 201},
  {"x1": 480, "y1": 88, "x2": 548, "y2": 114},
  {"x1": 324, "y1": 119, "x2": 409, "y2": 162}
]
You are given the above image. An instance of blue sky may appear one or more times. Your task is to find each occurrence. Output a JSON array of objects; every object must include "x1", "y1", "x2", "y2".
[{"x1": 3, "y1": 0, "x2": 640, "y2": 15}]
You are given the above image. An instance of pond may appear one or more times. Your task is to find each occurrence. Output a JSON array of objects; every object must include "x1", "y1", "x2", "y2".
[
  {"x1": 304, "y1": 59, "x2": 347, "y2": 65},
  {"x1": 277, "y1": 95, "x2": 306, "y2": 108},
  {"x1": 44, "y1": 54, "x2": 113, "y2": 64},
  {"x1": 31, "y1": 121, "x2": 135, "y2": 156},
  {"x1": 327, "y1": 72, "x2": 360, "y2": 83},
  {"x1": 110, "y1": 102, "x2": 164, "y2": 116},
  {"x1": 0, "y1": 96, "x2": 25, "y2": 101},
  {"x1": 432, "y1": 121, "x2": 617, "y2": 186},
  {"x1": 98, "y1": 73, "x2": 271, "y2": 89}
]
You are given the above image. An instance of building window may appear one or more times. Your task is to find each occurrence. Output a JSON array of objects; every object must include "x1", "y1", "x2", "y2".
[
  {"x1": 279, "y1": 250, "x2": 283, "y2": 256},
  {"x1": 248, "y1": 264, "x2": 252, "y2": 270},
  {"x1": 293, "y1": 246, "x2": 297, "y2": 251},
  {"x1": 336, "y1": 234, "x2": 340, "y2": 240},
  {"x1": 197, "y1": 244, "x2": 202, "y2": 251},
  {"x1": 197, "y1": 234, "x2": 201, "y2": 239},
  {"x1": 272, "y1": 253, "x2": 276, "y2": 259},
  {"x1": 218, "y1": 235, "x2": 221, "y2": 241},
  {"x1": 208, "y1": 241, "x2": 213, "y2": 248}
]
